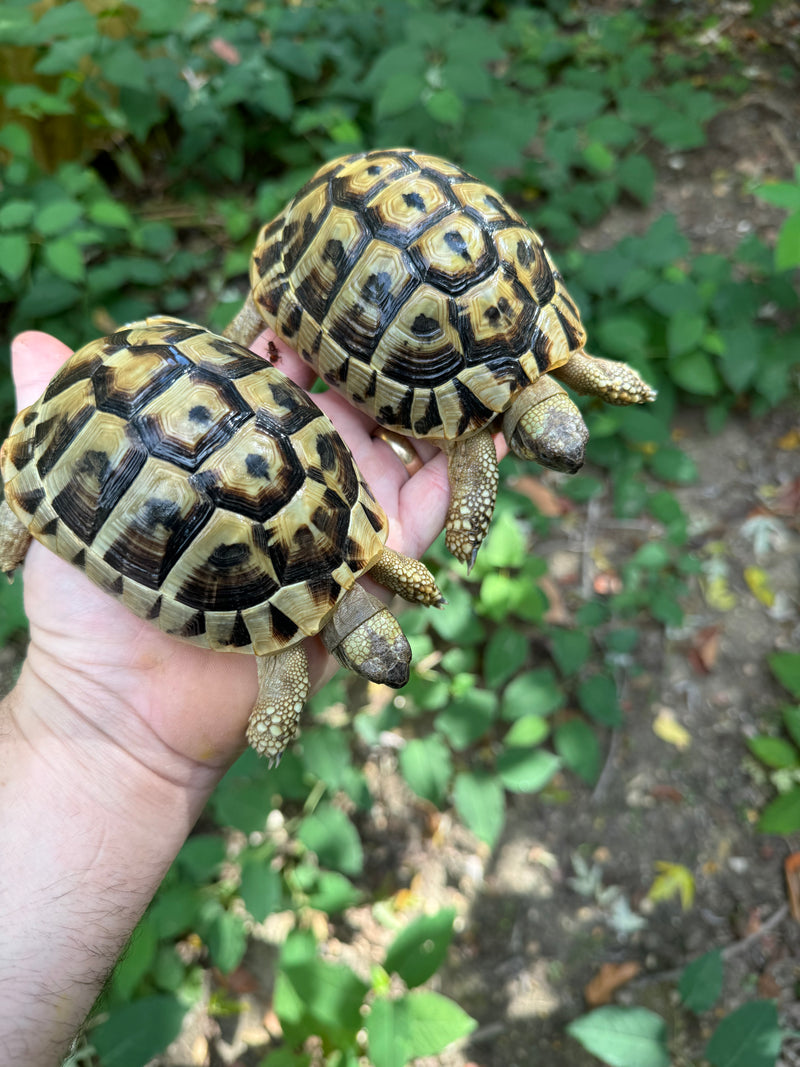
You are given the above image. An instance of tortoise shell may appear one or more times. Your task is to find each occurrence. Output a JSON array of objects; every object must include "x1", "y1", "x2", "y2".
[
  {"x1": 248, "y1": 147, "x2": 587, "y2": 442},
  {"x1": 0, "y1": 317, "x2": 388, "y2": 655}
]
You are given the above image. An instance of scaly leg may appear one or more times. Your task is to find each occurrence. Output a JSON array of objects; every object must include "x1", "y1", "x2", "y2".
[
  {"x1": 369, "y1": 547, "x2": 445, "y2": 608},
  {"x1": 0, "y1": 499, "x2": 32, "y2": 579},
  {"x1": 553, "y1": 350, "x2": 656, "y2": 406},
  {"x1": 442, "y1": 429, "x2": 499, "y2": 571},
  {"x1": 246, "y1": 643, "x2": 309, "y2": 765}
]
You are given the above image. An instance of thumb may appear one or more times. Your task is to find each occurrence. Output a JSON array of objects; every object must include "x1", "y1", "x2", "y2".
[{"x1": 11, "y1": 331, "x2": 74, "y2": 412}]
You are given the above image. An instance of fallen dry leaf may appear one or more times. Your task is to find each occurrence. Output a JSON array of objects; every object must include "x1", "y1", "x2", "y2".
[
  {"x1": 777, "y1": 428, "x2": 800, "y2": 451},
  {"x1": 650, "y1": 785, "x2": 685, "y2": 804},
  {"x1": 757, "y1": 971, "x2": 782, "y2": 998},
  {"x1": 688, "y1": 625, "x2": 721, "y2": 674},
  {"x1": 507, "y1": 475, "x2": 573, "y2": 516},
  {"x1": 771, "y1": 477, "x2": 800, "y2": 518},
  {"x1": 585, "y1": 961, "x2": 642, "y2": 1006},
  {"x1": 540, "y1": 575, "x2": 570, "y2": 625},
  {"x1": 653, "y1": 708, "x2": 692, "y2": 750},
  {"x1": 785, "y1": 852, "x2": 800, "y2": 921}
]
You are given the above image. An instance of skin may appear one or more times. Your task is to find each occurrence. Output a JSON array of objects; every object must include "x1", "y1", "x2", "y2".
[{"x1": 0, "y1": 326, "x2": 505, "y2": 1065}]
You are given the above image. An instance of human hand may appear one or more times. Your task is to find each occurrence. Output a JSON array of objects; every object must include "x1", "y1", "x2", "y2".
[{"x1": 6, "y1": 325, "x2": 457, "y2": 790}]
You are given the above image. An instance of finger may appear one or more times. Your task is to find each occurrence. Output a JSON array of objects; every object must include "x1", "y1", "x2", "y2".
[
  {"x1": 11, "y1": 331, "x2": 73, "y2": 411},
  {"x1": 394, "y1": 451, "x2": 450, "y2": 557}
]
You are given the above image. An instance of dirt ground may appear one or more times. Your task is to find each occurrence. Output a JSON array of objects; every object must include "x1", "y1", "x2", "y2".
[{"x1": 1, "y1": 6, "x2": 798, "y2": 1066}]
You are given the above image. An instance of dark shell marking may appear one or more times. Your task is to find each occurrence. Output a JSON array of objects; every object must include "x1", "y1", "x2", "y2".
[
  {"x1": 249, "y1": 148, "x2": 586, "y2": 441},
  {"x1": 0, "y1": 318, "x2": 388, "y2": 655}
]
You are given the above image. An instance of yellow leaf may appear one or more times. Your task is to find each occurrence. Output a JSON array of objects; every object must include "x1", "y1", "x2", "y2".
[
  {"x1": 777, "y1": 428, "x2": 800, "y2": 451},
  {"x1": 744, "y1": 566, "x2": 775, "y2": 607},
  {"x1": 653, "y1": 709, "x2": 691, "y2": 750},
  {"x1": 647, "y1": 861, "x2": 695, "y2": 910},
  {"x1": 703, "y1": 575, "x2": 737, "y2": 611}
]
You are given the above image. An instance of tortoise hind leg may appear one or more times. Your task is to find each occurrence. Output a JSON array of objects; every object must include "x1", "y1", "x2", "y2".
[
  {"x1": 553, "y1": 350, "x2": 656, "y2": 406},
  {"x1": 246, "y1": 643, "x2": 309, "y2": 765},
  {"x1": 369, "y1": 547, "x2": 445, "y2": 608},
  {"x1": 0, "y1": 499, "x2": 32, "y2": 579},
  {"x1": 441, "y1": 429, "x2": 499, "y2": 571},
  {"x1": 223, "y1": 292, "x2": 265, "y2": 350}
]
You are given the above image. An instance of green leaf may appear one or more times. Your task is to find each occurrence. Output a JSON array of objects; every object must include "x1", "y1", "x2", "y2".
[
  {"x1": 754, "y1": 182, "x2": 800, "y2": 211},
  {"x1": 758, "y1": 788, "x2": 800, "y2": 835},
  {"x1": 504, "y1": 715, "x2": 550, "y2": 748},
  {"x1": 35, "y1": 200, "x2": 82, "y2": 236},
  {"x1": 770, "y1": 652, "x2": 800, "y2": 698},
  {"x1": 782, "y1": 706, "x2": 800, "y2": 750},
  {"x1": 649, "y1": 447, "x2": 698, "y2": 485},
  {"x1": 567, "y1": 1006, "x2": 670, "y2": 1067},
  {"x1": 0, "y1": 199, "x2": 34, "y2": 230},
  {"x1": 277, "y1": 945, "x2": 368, "y2": 1050},
  {"x1": 668, "y1": 350, "x2": 721, "y2": 396},
  {"x1": 705, "y1": 1000, "x2": 783, "y2": 1067},
  {"x1": 301, "y1": 725, "x2": 352, "y2": 790},
  {"x1": 367, "y1": 991, "x2": 476, "y2": 1067},
  {"x1": 617, "y1": 154, "x2": 655, "y2": 203},
  {"x1": 484, "y1": 625, "x2": 528, "y2": 687},
  {"x1": 452, "y1": 770, "x2": 505, "y2": 846},
  {"x1": 550, "y1": 629, "x2": 591, "y2": 676},
  {"x1": 679, "y1": 949, "x2": 723, "y2": 1013},
  {"x1": 202, "y1": 905, "x2": 247, "y2": 974},
  {"x1": 384, "y1": 909, "x2": 456, "y2": 989},
  {"x1": 545, "y1": 86, "x2": 606, "y2": 125},
  {"x1": 480, "y1": 509, "x2": 527, "y2": 568},
  {"x1": 554, "y1": 720, "x2": 601, "y2": 785},
  {"x1": 298, "y1": 803, "x2": 363, "y2": 875},
  {"x1": 111, "y1": 918, "x2": 159, "y2": 1000},
  {"x1": 43, "y1": 237, "x2": 84, "y2": 281},
  {"x1": 747, "y1": 735, "x2": 799, "y2": 770},
  {"x1": 239, "y1": 860, "x2": 283, "y2": 922},
  {"x1": 425, "y1": 89, "x2": 464, "y2": 126},
  {"x1": 90, "y1": 995, "x2": 188, "y2": 1067},
  {"x1": 434, "y1": 688, "x2": 497, "y2": 750},
  {"x1": 497, "y1": 748, "x2": 561, "y2": 793},
  {"x1": 88, "y1": 200, "x2": 134, "y2": 229},
  {"x1": 399, "y1": 735, "x2": 453, "y2": 806},
  {"x1": 0, "y1": 233, "x2": 30, "y2": 282},
  {"x1": 501, "y1": 669, "x2": 564, "y2": 721},
  {"x1": 667, "y1": 312, "x2": 706, "y2": 357},
  {"x1": 176, "y1": 834, "x2": 226, "y2": 883},
  {"x1": 306, "y1": 871, "x2": 361, "y2": 914},
  {"x1": 375, "y1": 72, "x2": 423, "y2": 119},
  {"x1": 31, "y1": 0, "x2": 96, "y2": 40},
  {"x1": 148, "y1": 884, "x2": 202, "y2": 939},
  {"x1": 578, "y1": 674, "x2": 622, "y2": 727}
]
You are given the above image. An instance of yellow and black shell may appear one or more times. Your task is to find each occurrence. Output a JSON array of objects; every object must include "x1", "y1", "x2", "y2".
[
  {"x1": 0, "y1": 318, "x2": 388, "y2": 654},
  {"x1": 249, "y1": 147, "x2": 587, "y2": 442}
]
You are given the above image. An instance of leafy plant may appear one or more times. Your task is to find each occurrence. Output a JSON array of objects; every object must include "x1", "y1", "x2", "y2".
[
  {"x1": 754, "y1": 165, "x2": 800, "y2": 272},
  {"x1": 748, "y1": 652, "x2": 800, "y2": 834}
]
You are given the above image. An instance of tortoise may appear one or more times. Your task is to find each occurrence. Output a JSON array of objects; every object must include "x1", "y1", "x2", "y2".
[
  {"x1": 0, "y1": 317, "x2": 444, "y2": 764},
  {"x1": 225, "y1": 147, "x2": 657, "y2": 568}
]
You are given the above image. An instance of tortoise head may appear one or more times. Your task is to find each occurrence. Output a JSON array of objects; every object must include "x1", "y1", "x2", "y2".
[
  {"x1": 501, "y1": 375, "x2": 589, "y2": 475},
  {"x1": 321, "y1": 583, "x2": 411, "y2": 688}
]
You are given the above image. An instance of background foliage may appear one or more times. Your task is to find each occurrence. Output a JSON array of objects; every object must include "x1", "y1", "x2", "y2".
[{"x1": 2, "y1": 1, "x2": 799, "y2": 1065}]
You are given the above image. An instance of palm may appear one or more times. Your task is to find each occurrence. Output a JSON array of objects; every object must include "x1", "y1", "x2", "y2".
[{"x1": 11, "y1": 328, "x2": 451, "y2": 769}]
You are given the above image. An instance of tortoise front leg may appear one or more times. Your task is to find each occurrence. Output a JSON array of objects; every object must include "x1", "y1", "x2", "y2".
[
  {"x1": 442, "y1": 429, "x2": 499, "y2": 570},
  {"x1": 246, "y1": 643, "x2": 309, "y2": 765},
  {"x1": 553, "y1": 350, "x2": 656, "y2": 406},
  {"x1": 0, "y1": 499, "x2": 32, "y2": 579},
  {"x1": 369, "y1": 547, "x2": 445, "y2": 608}
]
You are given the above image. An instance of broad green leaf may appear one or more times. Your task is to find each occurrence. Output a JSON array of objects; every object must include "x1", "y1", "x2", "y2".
[
  {"x1": 111, "y1": 918, "x2": 159, "y2": 1000},
  {"x1": 298, "y1": 803, "x2": 363, "y2": 875},
  {"x1": 649, "y1": 447, "x2": 698, "y2": 485},
  {"x1": 90, "y1": 995, "x2": 188, "y2": 1067},
  {"x1": 35, "y1": 200, "x2": 82, "y2": 236},
  {"x1": 148, "y1": 884, "x2": 202, "y2": 939},
  {"x1": 554, "y1": 720, "x2": 601, "y2": 785},
  {"x1": 668, "y1": 350, "x2": 721, "y2": 396},
  {"x1": 775, "y1": 213, "x2": 800, "y2": 271},
  {"x1": 300, "y1": 725, "x2": 352, "y2": 789},
  {"x1": 152, "y1": 945, "x2": 186, "y2": 992},
  {"x1": 425, "y1": 89, "x2": 464, "y2": 126},
  {"x1": 384, "y1": 909, "x2": 456, "y2": 988},
  {"x1": 497, "y1": 748, "x2": 560, "y2": 793},
  {"x1": 375, "y1": 72, "x2": 423, "y2": 119},
  {"x1": 567, "y1": 1006, "x2": 670, "y2": 1067},
  {"x1": 399, "y1": 735, "x2": 452, "y2": 806},
  {"x1": 705, "y1": 1000, "x2": 783, "y2": 1067},
  {"x1": 754, "y1": 182, "x2": 800, "y2": 211},
  {"x1": 747, "y1": 735, "x2": 798, "y2": 770},
  {"x1": 782, "y1": 706, "x2": 800, "y2": 750},
  {"x1": 504, "y1": 715, "x2": 550, "y2": 748},
  {"x1": 434, "y1": 688, "x2": 497, "y2": 750},
  {"x1": 770, "y1": 652, "x2": 800, "y2": 698},
  {"x1": 88, "y1": 200, "x2": 134, "y2": 229},
  {"x1": 578, "y1": 674, "x2": 622, "y2": 727},
  {"x1": 483, "y1": 625, "x2": 528, "y2": 687},
  {"x1": 306, "y1": 871, "x2": 361, "y2": 914},
  {"x1": 550, "y1": 629, "x2": 591, "y2": 676},
  {"x1": 367, "y1": 991, "x2": 476, "y2": 1067},
  {"x1": 544, "y1": 86, "x2": 606, "y2": 125},
  {"x1": 618, "y1": 154, "x2": 655, "y2": 203},
  {"x1": 0, "y1": 233, "x2": 29, "y2": 282},
  {"x1": 239, "y1": 860, "x2": 282, "y2": 922},
  {"x1": 667, "y1": 313, "x2": 706, "y2": 357},
  {"x1": 758, "y1": 788, "x2": 800, "y2": 835},
  {"x1": 31, "y1": 0, "x2": 96, "y2": 40},
  {"x1": 43, "y1": 236, "x2": 84, "y2": 281},
  {"x1": 0, "y1": 199, "x2": 34, "y2": 229},
  {"x1": 679, "y1": 949, "x2": 723, "y2": 1013},
  {"x1": 201, "y1": 905, "x2": 247, "y2": 974},
  {"x1": 175, "y1": 834, "x2": 226, "y2": 883},
  {"x1": 277, "y1": 952, "x2": 367, "y2": 1049},
  {"x1": 647, "y1": 861, "x2": 695, "y2": 910},
  {"x1": 453, "y1": 770, "x2": 505, "y2": 846},
  {"x1": 501, "y1": 669, "x2": 564, "y2": 721}
]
